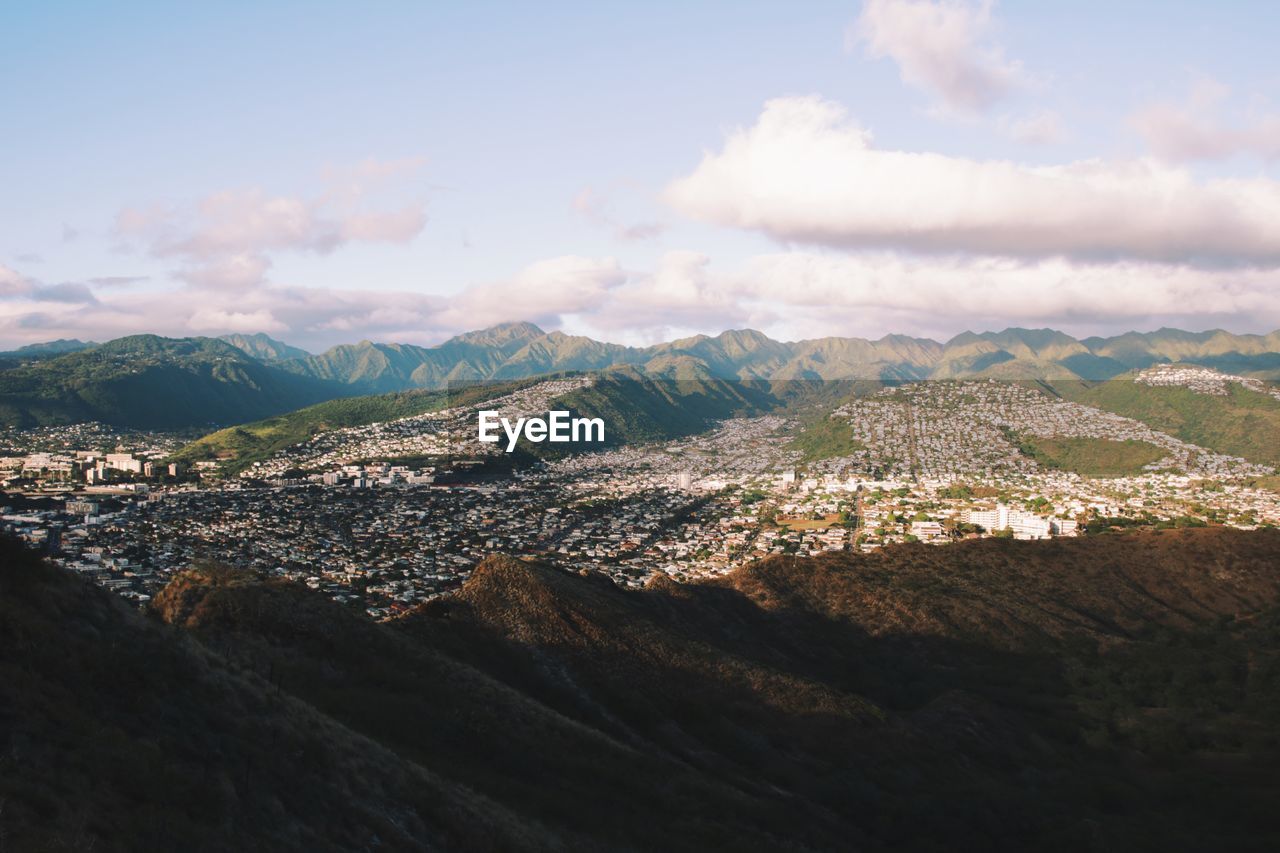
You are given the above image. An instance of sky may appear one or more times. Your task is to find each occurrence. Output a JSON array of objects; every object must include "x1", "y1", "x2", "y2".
[{"x1": 4, "y1": 0, "x2": 1280, "y2": 351}]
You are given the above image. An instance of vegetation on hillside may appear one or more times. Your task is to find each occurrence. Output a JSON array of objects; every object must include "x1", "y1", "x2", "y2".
[
  {"x1": 0, "y1": 335, "x2": 346, "y2": 429},
  {"x1": 173, "y1": 379, "x2": 546, "y2": 474},
  {"x1": 541, "y1": 368, "x2": 776, "y2": 453},
  {"x1": 790, "y1": 414, "x2": 866, "y2": 461},
  {"x1": 172, "y1": 390, "x2": 453, "y2": 473},
  {"x1": 1012, "y1": 433, "x2": 1169, "y2": 477},
  {"x1": 1053, "y1": 378, "x2": 1280, "y2": 466}
]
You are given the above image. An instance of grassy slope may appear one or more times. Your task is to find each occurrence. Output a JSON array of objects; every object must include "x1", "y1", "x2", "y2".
[
  {"x1": 171, "y1": 391, "x2": 452, "y2": 471},
  {"x1": 1018, "y1": 434, "x2": 1168, "y2": 477},
  {"x1": 172, "y1": 379, "x2": 545, "y2": 474},
  {"x1": 790, "y1": 415, "x2": 866, "y2": 461},
  {"x1": 1053, "y1": 379, "x2": 1280, "y2": 466},
  {"x1": 533, "y1": 369, "x2": 778, "y2": 454}
]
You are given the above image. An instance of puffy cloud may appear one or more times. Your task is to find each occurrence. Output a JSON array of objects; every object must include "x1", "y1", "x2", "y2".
[
  {"x1": 187, "y1": 308, "x2": 287, "y2": 333},
  {"x1": 666, "y1": 96, "x2": 1280, "y2": 266},
  {"x1": 850, "y1": 0, "x2": 1022, "y2": 114},
  {"x1": 1130, "y1": 79, "x2": 1280, "y2": 162},
  {"x1": 0, "y1": 264, "x2": 30, "y2": 297},
  {"x1": 0, "y1": 262, "x2": 443, "y2": 350},
  {"x1": 568, "y1": 252, "x2": 1280, "y2": 343},
  {"x1": 727, "y1": 252, "x2": 1280, "y2": 337},
  {"x1": 122, "y1": 187, "x2": 427, "y2": 260},
  {"x1": 440, "y1": 255, "x2": 627, "y2": 330},
  {"x1": 341, "y1": 205, "x2": 429, "y2": 243},
  {"x1": 4, "y1": 247, "x2": 1280, "y2": 352},
  {"x1": 575, "y1": 251, "x2": 754, "y2": 339},
  {"x1": 115, "y1": 161, "x2": 429, "y2": 289},
  {"x1": 177, "y1": 253, "x2": 273, "y2": 290}
]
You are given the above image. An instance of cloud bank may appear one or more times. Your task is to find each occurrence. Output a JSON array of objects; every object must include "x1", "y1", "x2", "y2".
[
  {"x1": 666, "y1": 96, "x2": 1280, "y2": 266},
  {"x1": 4, "y1": 249, "x2": 1279, "y2": 351}
]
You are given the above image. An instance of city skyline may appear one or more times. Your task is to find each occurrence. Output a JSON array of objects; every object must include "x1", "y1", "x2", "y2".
[{"x1": 6, "y1": 0, "x2": 1280, "y2": 349}]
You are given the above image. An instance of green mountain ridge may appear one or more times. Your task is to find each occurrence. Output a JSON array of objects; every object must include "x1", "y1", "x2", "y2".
[
  {"x1": 173, "y1": 369, "x2": 781, "y2": 470},
  {"x1": 275, "y1": 323, "x2": 1280, "y2": 392},
  {"x1": 0, "y1": 335, "x2": 351, "y2": 429},
  {"x1": 0, "y1": 338, "x2": 97, "y2": 359},
  {"x1": 5, "y1": 324, "x2": 1280, "y2": 437},
  {"x1": 219, "y1": 332, "x2": 310, "y2": 362}
]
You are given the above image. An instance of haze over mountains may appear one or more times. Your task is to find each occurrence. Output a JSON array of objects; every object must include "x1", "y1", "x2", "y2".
[{"x1": 2, "y1": 322, "x2": 1280, "y2": 430}]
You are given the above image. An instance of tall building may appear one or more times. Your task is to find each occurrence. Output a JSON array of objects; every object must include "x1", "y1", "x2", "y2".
[
  {"x1": 105, "y1": 453, "x2": 142, "y2": 474},
  {"x1": 963, "y1": 504, "x2": 1053, "y2": 539}
]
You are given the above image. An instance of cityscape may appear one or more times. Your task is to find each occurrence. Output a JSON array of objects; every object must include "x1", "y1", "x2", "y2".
[
  {"x1": 5, "y1": 365, "x2": 1277, "y2": 618},
  {"x1": 6, "y1": 1, "x2": 1280, "y2": 849}
]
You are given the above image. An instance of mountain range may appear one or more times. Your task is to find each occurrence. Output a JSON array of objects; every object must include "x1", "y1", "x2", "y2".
[
  {"x1": 3, "y1": 323, "x2": 1280, "y2": 431},
  {"x1": 263, "y1": 322, "x2": 1280, "y2": 391},
  {"x1": 0, "y1": 335, "x2": 346, "y2": 430},
  {"x1": 4, "y1": 528, "x2": 1280, "y2": 850}
]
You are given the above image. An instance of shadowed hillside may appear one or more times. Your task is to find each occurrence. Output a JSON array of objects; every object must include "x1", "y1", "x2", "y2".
[
  {"x1": 0, "y1": 539, "x2": 550, "y2": 852},
  {"x1": 4, "y1": 529, "x2": 1280, "y2": 850}
]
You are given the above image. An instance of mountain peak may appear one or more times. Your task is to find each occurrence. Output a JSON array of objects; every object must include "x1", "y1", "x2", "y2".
[
  {"x1": 220, "y1": 332, "x2": 310, "y2": 362},
  {"x1": 5, "y1": 338, "x2": 96, "y2": 357},
  {"x1": 451, "y1": 321, "x2": 546, "y2": 347}
]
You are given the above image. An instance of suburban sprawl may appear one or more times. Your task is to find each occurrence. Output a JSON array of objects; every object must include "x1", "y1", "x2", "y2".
[{"x1": 4, "y1": 368, "x2": 1279, "y2": 618}]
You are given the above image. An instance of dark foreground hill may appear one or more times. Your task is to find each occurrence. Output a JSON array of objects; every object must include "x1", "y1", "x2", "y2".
[{"x1": 4, "y1": 529, "x2": 1280, "y2": 851}]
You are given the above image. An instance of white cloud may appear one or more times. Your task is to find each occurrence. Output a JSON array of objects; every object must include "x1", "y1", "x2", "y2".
[
  {"x1": 2, "y1": 248, "x2": 1280, "y2": 350},
  {"x1": 0, "y1": 265, "x2": 30, "y2": 297},
  {"x1": 440, "y1": 255, "x2": 627, "y2": 331},
  {"x1": 115, "y1": 160, "x2": 429, "y2": 289},
  {"x1": 575, "y1": 251, "x2": 754, "y2": 338},
  {"x1": 730, "y1": 252, "x2": 1280, "y2": 334},
  {"x1": 177, "y1": 253, "x2": 273, "y2": 290},
  {"x1": 666, "y1": 95, "x2": 1280, "y2": 266},
  {"x1": 1130, "y1": 78, "x2": 1280, "y2": 162},
  {"x1": 583, "y1": 253, "x2": 1280, "y2": 342},
  {"x1": 851, "y1": 0, "x2": 1023, "y2": 114},
  {"x1": 341, "y1": 205, "x2": 429, "y2": 243},
  {"x1": 187, "y1": 308, "x2": 287, "y2": 333}
]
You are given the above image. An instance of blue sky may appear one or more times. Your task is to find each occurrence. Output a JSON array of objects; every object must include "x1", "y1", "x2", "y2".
[{"x1": 4, "y1": 1, "x2": 1280, "y2": 350}]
